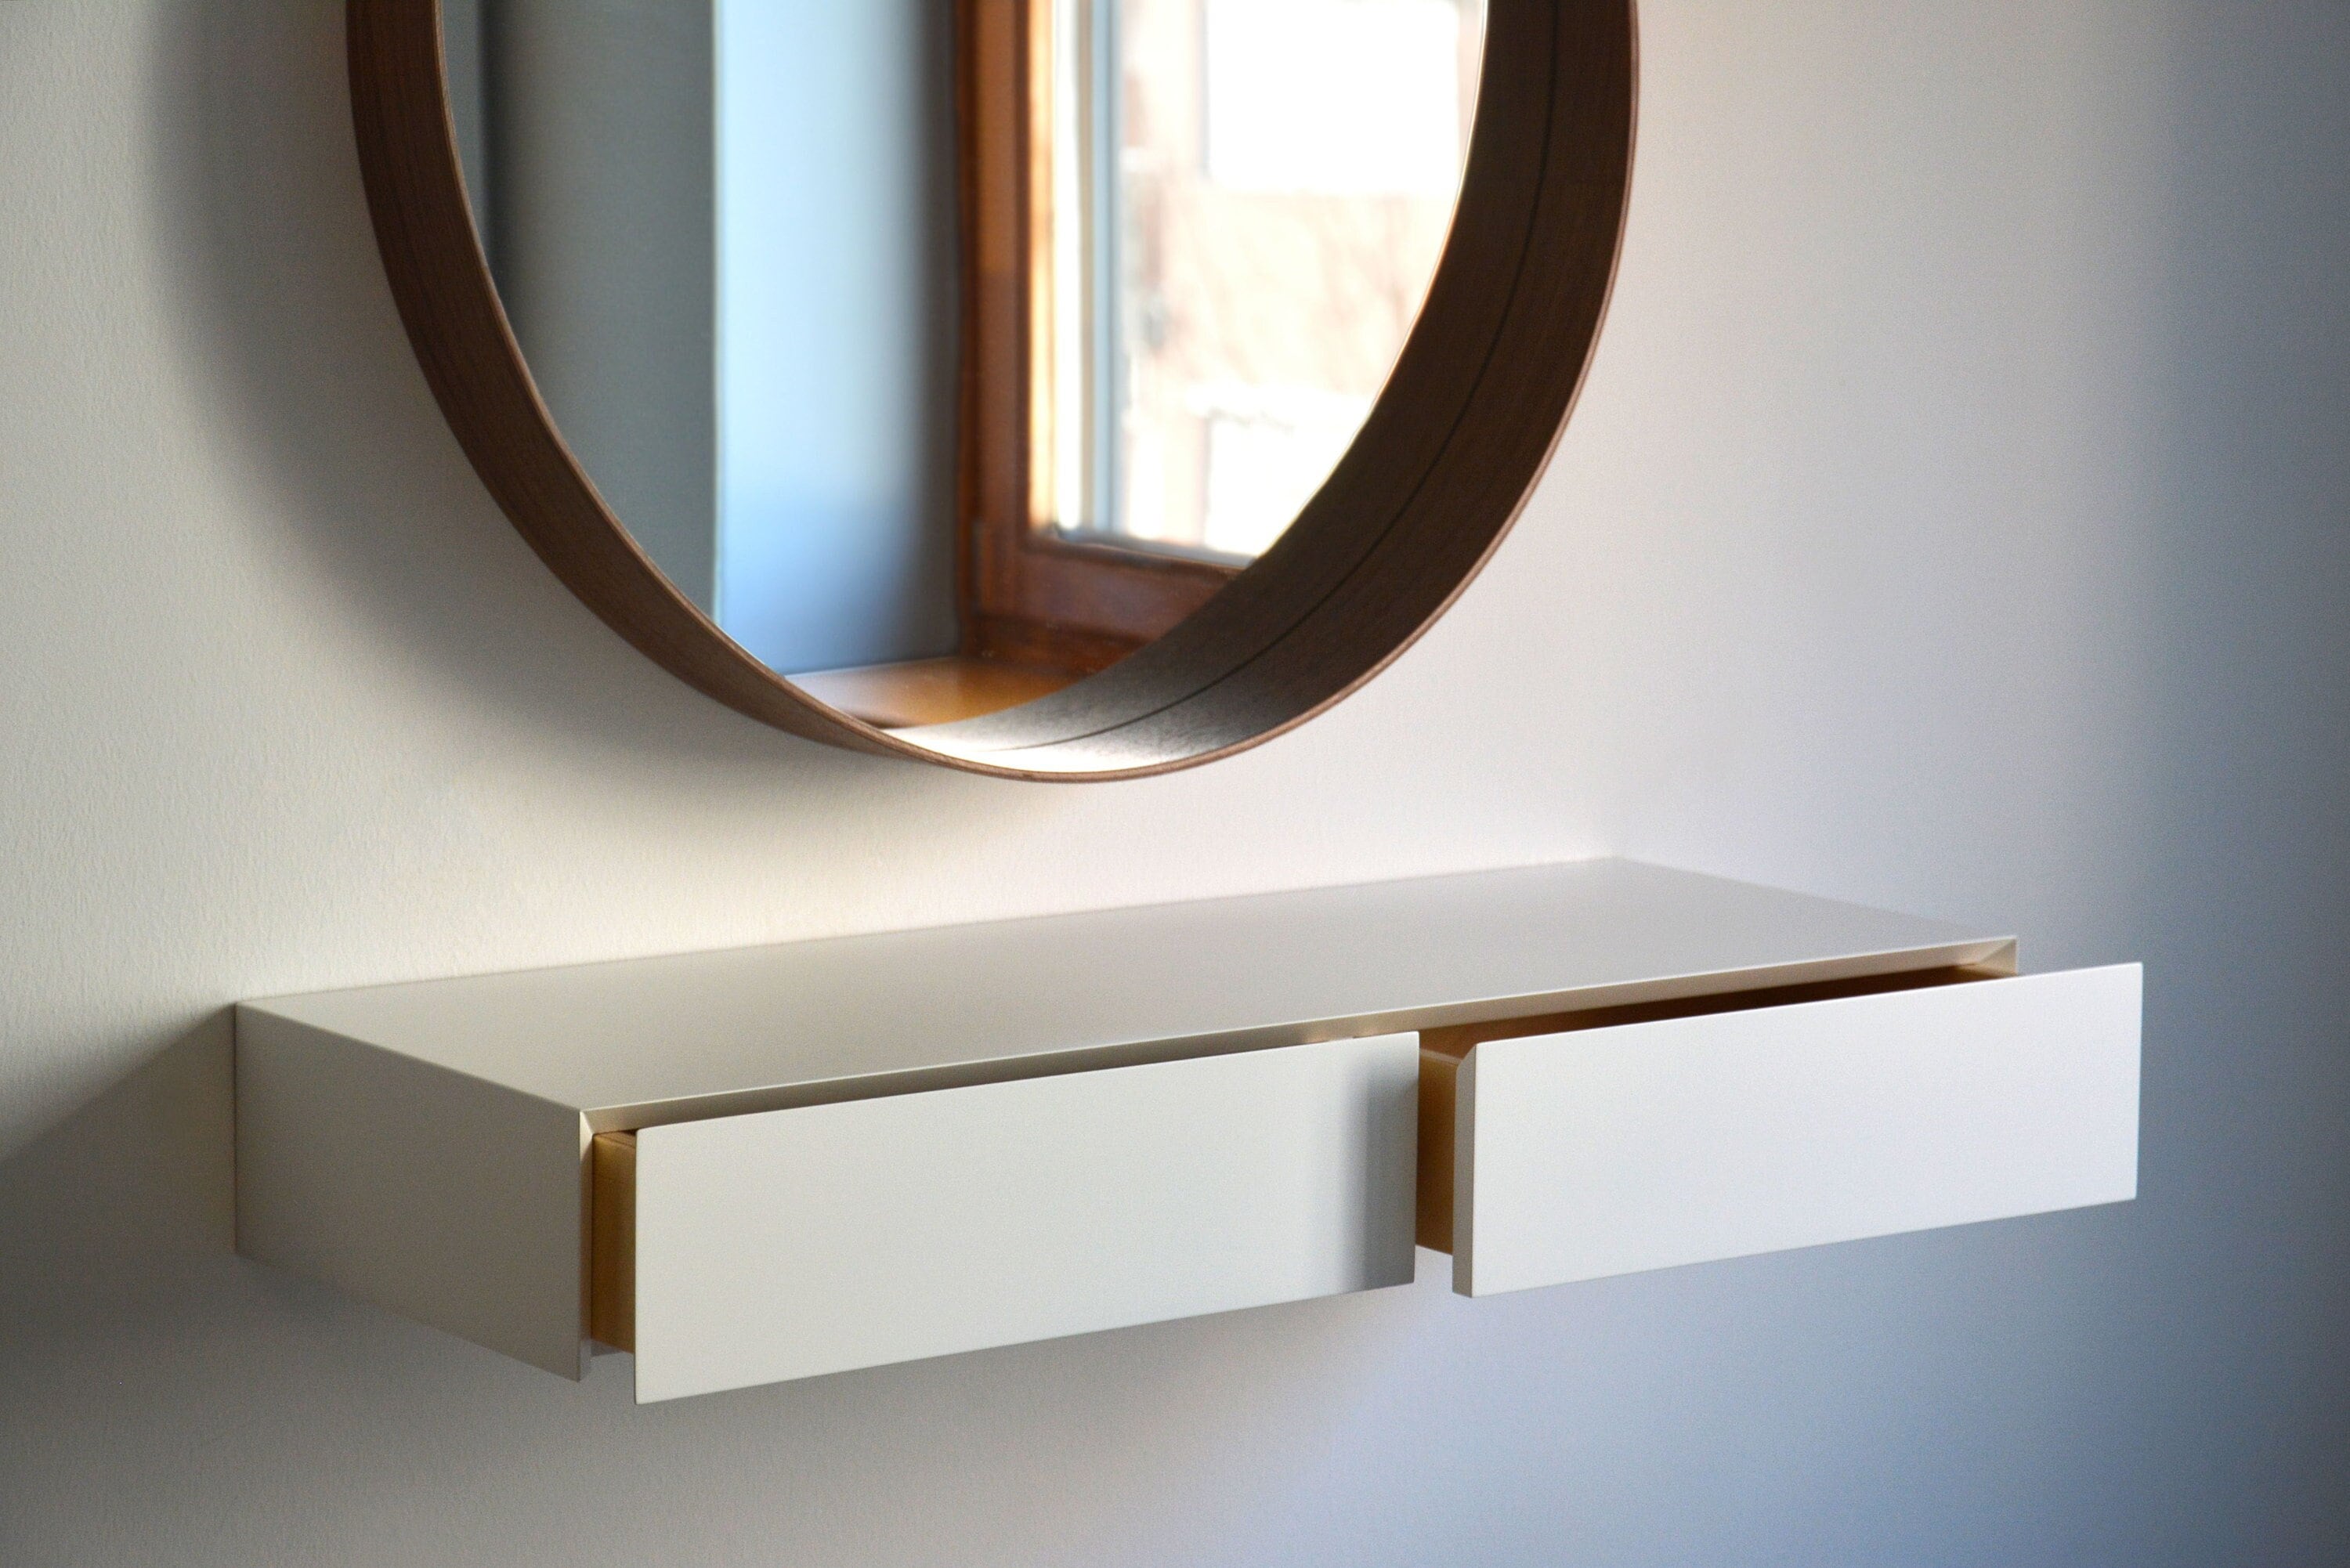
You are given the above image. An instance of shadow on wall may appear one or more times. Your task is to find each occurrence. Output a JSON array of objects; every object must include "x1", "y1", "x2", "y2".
[
  {"x1": 0, "y1": 1017, "x2": 233, "y2": 1281},
  {"x1": 0, "y1": 1019, "x2": 609, "y2": 1555}
]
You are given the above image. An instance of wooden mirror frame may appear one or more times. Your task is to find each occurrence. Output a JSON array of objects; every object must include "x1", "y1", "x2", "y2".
[{"x1": 347, "y1": 0, "x2": 1636, "y2": 780}]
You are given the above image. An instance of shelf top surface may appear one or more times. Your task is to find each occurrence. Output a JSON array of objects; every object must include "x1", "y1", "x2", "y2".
[{"x1": 244, "y1": 860, "x2": 2011, "y2": 1127}]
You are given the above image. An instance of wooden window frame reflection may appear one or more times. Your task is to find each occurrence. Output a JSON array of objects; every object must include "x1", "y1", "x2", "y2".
[{"x1": 956, "y1": 0, "x2": 1238, "y2": 677}]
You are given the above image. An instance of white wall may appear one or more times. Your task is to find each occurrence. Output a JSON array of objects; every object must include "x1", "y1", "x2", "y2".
[{"x1": 2, "y1": 3, "x2": 2344, "y2": 1564}]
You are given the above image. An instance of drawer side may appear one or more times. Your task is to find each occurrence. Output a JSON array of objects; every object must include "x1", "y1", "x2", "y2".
[{"x1": 589, "y1": 1133, "x2": 636, "y2": 1351}]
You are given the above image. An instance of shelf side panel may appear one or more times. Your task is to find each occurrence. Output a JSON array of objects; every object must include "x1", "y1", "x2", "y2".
[{"x1": 234, "y1": 1005, "x2": 590, "y2": 1377}]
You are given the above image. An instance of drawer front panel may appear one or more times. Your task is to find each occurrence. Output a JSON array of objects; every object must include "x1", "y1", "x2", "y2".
[
  {"x1": 632, "y1": 1034, "x2": 1419, "y2": 1401},
  {"x1": 1455, "y1": 966, "x2": 2141, "y2": 1296}
]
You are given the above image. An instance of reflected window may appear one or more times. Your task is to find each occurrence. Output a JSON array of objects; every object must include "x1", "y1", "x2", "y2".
[
  {"x1": 439, "y1": 0, "x2": 1490, "y2": 712},
  {"x1": 1026, "y1": 0, "x2": 1484, "y2": 562}
]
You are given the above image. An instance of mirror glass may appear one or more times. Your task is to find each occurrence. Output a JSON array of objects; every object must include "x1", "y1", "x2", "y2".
[{"x1": 441, "y1": 0, "x2": 1484, "y2": 728}]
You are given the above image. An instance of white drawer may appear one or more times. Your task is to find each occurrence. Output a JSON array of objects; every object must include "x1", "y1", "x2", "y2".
[
  {"x1": 594, "y1": 1034, "x2": 1419, "y2": 1402},
  {"x1": 237, "y1": 863, "x2": 2128, "y2": 1395},
  {"x1": 1418, "y1": 966, "x2": 2141, "y2": 1296}
]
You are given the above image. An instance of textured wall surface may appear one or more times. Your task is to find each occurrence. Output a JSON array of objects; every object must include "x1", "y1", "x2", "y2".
[{"x1": 2, "y1": 3, "x2": 2345, "y2": 1564}]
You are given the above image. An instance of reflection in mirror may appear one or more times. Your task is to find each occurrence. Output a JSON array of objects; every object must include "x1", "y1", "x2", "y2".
[
  {"x1": 1030, "y1": 0, "x2": 1484, "y2": 560},
  {"x1": 440, "y1": 1, "x2": 1481, "y2": 727}
]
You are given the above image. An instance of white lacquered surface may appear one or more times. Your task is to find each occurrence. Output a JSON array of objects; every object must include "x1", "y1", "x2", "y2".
[
  {"x1": 245, "y1": 860, "x2": 2010, "y2": 1129},
  {"x1": 1454, "y1": 966, "x2": 2142, "y2": 1296},
  {"x1": 628, "y1": 1035, "x2": 1420, "y2": 1402},
  {"x1": 234, "y1": 1007, "x2": 591, "y2": 1378}
]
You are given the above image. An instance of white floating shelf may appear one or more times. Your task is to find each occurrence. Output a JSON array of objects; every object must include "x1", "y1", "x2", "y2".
[{"x1": 234, "y1": 860, "x2": 2139, "y2": 1401}]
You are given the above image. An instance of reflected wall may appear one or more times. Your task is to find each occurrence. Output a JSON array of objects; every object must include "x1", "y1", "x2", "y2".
[{"x1": 443, "y1": 0, "x2": 958, "y2": 672}]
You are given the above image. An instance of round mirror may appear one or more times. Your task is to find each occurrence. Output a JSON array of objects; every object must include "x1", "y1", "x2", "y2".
[{"x1": 349, "y1": 1, "x2": 1635, "y2": 778}]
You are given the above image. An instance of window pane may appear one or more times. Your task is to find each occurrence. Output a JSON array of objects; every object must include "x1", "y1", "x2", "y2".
[{"x1": 1054, "y1": 0, "x2": 1484, "y2": 560}]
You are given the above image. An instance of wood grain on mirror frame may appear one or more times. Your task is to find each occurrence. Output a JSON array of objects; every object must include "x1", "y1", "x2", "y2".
[{"x1": 347, "y1": 0, "x2": 1636, "y2": 777}]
